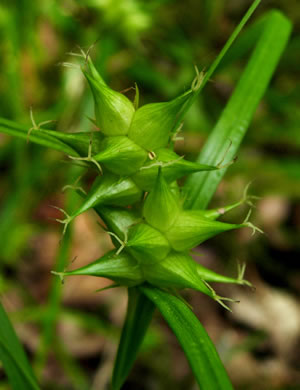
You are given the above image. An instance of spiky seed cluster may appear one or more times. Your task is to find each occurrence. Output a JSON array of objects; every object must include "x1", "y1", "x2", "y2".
[{"x1": 48, "y1": 57, "x2": 260, "y2": 309}]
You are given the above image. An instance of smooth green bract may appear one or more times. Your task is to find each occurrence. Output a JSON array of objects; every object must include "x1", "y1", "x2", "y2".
[{"x1": 0, "y1": 303, "x2": 40, "y2": 390}]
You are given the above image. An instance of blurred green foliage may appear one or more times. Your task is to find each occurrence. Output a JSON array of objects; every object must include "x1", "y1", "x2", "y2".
[{"x1": 0, "y1": 0, "x2": 299, "y2": 389}]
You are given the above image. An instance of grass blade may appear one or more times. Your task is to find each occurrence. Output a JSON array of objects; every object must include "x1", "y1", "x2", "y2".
[
  {"x1": 0, "y1": 118, "x2": 79, "y2": 156},
  {"x1": 111, "y1": 287, "x2": 155, "y2": 390},
  {"x1": 184, "y1": 10, "x2": 292, "y2": 210},
  {"x1": 173, "y1": 0, "x2": 262, "y2": 131},
  {"x1": 140, "y1": 285, "x2": 233, "y2": 390},
  {"x1": 0, "y1": 302, "x2": 40, "y2": 390}
]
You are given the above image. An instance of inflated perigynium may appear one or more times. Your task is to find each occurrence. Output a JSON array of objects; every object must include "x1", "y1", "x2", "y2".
[{"x1": 52, "y1": 58, "x2": 259, "y2": 309}]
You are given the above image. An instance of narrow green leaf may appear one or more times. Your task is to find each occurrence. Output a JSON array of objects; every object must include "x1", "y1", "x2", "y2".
[
  {"x1": 40, "y1": 129, "x2": 104, "y2": 156},
  {"x1": 0, "y1": 118, "x2": 79, "y2": 156},
  {"x1": 140, "y1": 286, "x2": 233, "y2": 390},
  {"x1": 111, "y1": 288, "x2": 155, "y2": 390},
  {"x1": 172, "y1": 0, "x2": 262, "y2": 131},
  {"x1": 184, "y1": 10, "x2": 292, "y2": 209},
  {"x1": 0, "y1": 117, "x2": 107, "y2": 157},
  {"x1": 0, "y1": 302, "x2": 40, "y2": 390}
]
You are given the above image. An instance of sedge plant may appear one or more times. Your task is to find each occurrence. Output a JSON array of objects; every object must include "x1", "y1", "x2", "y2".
[{"x1": 0, "y1": 1, "x2": 292, "y2": 389}]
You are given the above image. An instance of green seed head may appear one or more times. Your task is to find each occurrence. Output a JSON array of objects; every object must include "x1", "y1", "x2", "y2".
[
  {"x1": 99, "y1": 206, "x2": 141, "y2": 243},
  {"x1": 42, "y1": 61, "x2": 262, "y2": 308},
  {"x1": 57, "y1": 250, "x2": 144, "y2": 287},
  {"x1": 143, "y1": 168, "x2": 180, "y2": 232},
  {"x1": 143, "y1": 252, "x2": 214, "y2": 298},
  {"x1": 86, "y1": 57, "x2": 106, "y2": 87},
  {"x1": 93, "y1": 136, "x2": 148, "y2": 175},
  {"x1": 84, "y1": 70, "x2": 135, "y2": 136},
  {"x1": 132, "y1": 148, "x2": 218, "y2": 192},
  {"x1": 127, "y1": 223, "x2": 170, "y2": 264},
  {"x1": 165, "y1": 210, "x2": 245, "y2": 252},
  {"x1": 128, "y1": 90, "x2": 192, "y2": 150},
  {"x1": 71, "y1": 174, "x2": 142, "y2": 223}
]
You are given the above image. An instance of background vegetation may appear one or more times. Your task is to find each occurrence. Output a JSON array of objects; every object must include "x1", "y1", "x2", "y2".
[{"x1": 0, "y1": 0, "x2": 299, "y2": 389}]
